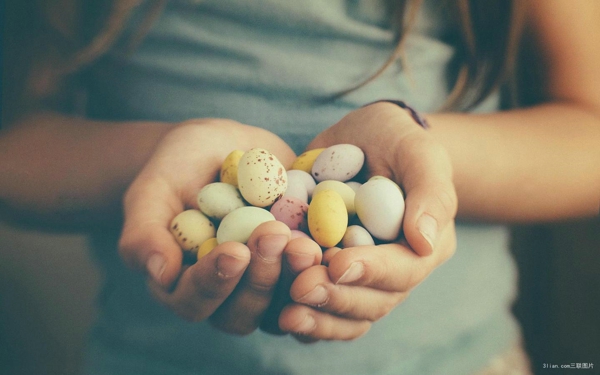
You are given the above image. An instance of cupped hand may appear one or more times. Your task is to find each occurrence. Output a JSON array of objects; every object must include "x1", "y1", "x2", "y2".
[
  {"x1": 306, "y1": 101, "x2": 457, "y2": 255},
  {"x1": 279, "y1": 222, "x2": 455, "y2": 341},
  {"x1": 118, "y1": 119, "x2": 321, "y2": 333},
  {"x1": 278, "y1": 102, "x2": 458, "y2": 341}
]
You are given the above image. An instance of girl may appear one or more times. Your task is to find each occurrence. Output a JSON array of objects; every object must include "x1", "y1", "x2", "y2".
[{"x1": 2, "y1": 0, "x2": 599, "y2": 374}]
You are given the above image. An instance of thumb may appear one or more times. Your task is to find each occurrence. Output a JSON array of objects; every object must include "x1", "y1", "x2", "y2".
[
  {"x1": 119, "y1": 178, "x2": 184, "y2": 289},
  {"x1": 402, "y1": 182, "x2": 457, "y2": 256},
  {"x1": 398, "y1": 145, "x2": 457, "y2": 257}
]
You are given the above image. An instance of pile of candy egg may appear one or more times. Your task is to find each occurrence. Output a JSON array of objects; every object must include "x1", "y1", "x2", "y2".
[{"x1": 170, "y1": 144, "x2": 405, "y2": 261}]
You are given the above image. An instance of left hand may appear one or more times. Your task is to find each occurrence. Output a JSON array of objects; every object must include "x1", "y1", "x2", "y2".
[{"x1": 277, "y1": 102, "x2": 458, "y2": 341}]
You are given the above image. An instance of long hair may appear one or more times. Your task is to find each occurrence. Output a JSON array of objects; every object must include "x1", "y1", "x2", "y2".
[{"x1": 2, "y1": 0, "x2": 526, "y2": 124}]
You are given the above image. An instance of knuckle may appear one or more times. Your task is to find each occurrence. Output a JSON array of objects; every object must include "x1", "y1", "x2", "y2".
[
  {"x1": 197, "y1": 284, "x2": 230, "y2": 301},
  {"x1": 330, "y1": 287, "x2": 355, "y2": 317},
  {"x1": 435, "y1": 185, "x2": 458, "y2": 218},
  {"x1": 246, "y1": 278, "x2": 277, "y2": 298},
  {"x1": 192, "y1": 272, "x2": 232, "y2": 300},
  {"x1": 117, "y1": 234, "x2": 140, "y2": 269},
  {"x1": 404, "y1": 261, "x2": 426, "y2": 291}
]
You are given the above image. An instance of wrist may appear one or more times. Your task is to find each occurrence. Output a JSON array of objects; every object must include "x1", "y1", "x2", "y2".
[{"x1": 365, "y1": 100, "x2": 429, "y2": 130}]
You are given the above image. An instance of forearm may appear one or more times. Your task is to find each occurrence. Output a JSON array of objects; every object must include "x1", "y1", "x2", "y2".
[
  {"x1": 428, "y1": 102, "x2": 600, "y2": 222},
  {"x1": 0, "y1": 111, "x2": 171, "y2": 227}
]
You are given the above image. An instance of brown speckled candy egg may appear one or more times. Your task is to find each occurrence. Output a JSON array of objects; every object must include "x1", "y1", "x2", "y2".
[
  {"x1": 311, "y1": 144, "x2": 364, "y2": 182},
  {"x1": 237, "y1": 148, "x2": 288, "y2": 207},
  {"x1": 170, "y1": 209, "x2": 216, "y2": 252}
]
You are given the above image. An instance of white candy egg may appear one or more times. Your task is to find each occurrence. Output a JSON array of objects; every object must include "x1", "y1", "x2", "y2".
[
  {"x1": 311, "y1": 144, "x2": 364, "y2": 182},
  {"x1": 216, "y1": 206, "x2": 275, "y2": 244},
  {"x1": 197, "y1": 182, "x2": 246, "y2": 221},
  {"x1": 342, "y1": 225, "x2": 375, "y2": 248},
  {"x1": 355, "y1": 178, "x2": 405, "y2": 241},
  {"x1": 285, "y1": 169, "x2": 316, "y2": 202},
  {"x1": 345, "y1": 181, "x2": 362, "y2": 194},
  {"x1": 369, "y1": 175, "x2": 403, "y2": 195},
  {"x1": 283, "y1": 172, "x2": 309, "y2": 203},
  {"x1": 237, "y1": 148, "x2": 288, "y2": 207}
]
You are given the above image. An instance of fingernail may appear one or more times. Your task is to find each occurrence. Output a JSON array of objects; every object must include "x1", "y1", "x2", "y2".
[
  {"x1": 295, "y1": 314, "x2": 316, "y2": 334},
  {"x1": 147, "y1": 254, "x2": 166, "y2": 285},
  {"x1": 286, "y1": 252, "x2": 315, "y2": 274},
  {"x1": 216, "y1": 254, "x2": 248, "y2": 278},
  {"x1": 298, "y1": 285, "x2": 329, "y2": 306},
  {"x1": 417, "y1": 214, "x2": 438, "y2": 250},
  {"x1": 336, "y1": 262, "x2": 364, "y2": 285},
  {"x1": 257, "y1": 234, "x2": 288, "y2": 261}
]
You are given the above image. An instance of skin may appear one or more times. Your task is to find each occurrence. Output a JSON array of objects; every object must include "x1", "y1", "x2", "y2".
[{"x1": 1, "y1": 0, "x2": 599, "y2": 343}]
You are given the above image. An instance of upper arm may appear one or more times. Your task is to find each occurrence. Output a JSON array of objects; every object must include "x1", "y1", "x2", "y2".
[{"x1": 524, "y1": 0, "x2": 600, "y2": 111}]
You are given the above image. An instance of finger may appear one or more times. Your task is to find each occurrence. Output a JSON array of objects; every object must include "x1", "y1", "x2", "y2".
[
  {"x1": 119, "y1": 177, "x2": 185, "y2": 289},
  {"x1": 209, "y1": 221, "x2": 290, "y2": 335},
  {"x1": 260, "y1": 237, "x2": 322, "y2": 335},
  {"x1": 148, "y1": 241, "x2": 250, "y2": 322},
  {"x1": 279, "y1": 304, "x2": 371, "y2": 341},
  {"x1": 322, "y1": 247, "x2": 342, "y2": 266},
  {"x1": 324, "y1": 243, "x2": 447, "y2": 292},
  {"x1": 395, "y1": 137, "x2": 458, "y2": 256},
  {"x1": 290, "y1": 265, "x2": 407, "y2": 321}
]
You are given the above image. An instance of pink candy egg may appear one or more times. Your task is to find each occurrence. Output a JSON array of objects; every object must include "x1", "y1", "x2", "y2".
[{"x1": 270, "y1": 196, "x2": 309, "y2": 231}]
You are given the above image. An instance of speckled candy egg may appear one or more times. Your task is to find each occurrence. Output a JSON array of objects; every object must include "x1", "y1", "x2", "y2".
[
  {"x1": 170, "y1": 209, "x2": 216, "y2": 252},
  {"x1": 308, "y1": 189, "x2": 348, "y2": 248},
  {"x1": 311, "y1": 144, "x2": 364, "y2": 182},
  {"x1": 270, "y1": 196, "x2": 309, "y2": 231},
  {"x1": 197, "y1": 182, "x2": 246, "y2": 221},
  {"x1": 220, "y1": 150, "x2": 245, "y2": 186},
  {"x1": 237, "y1": 148, "x2": 288, "y2": 207},
  {"x1": 216, "y1": 206, "x2": 275, "y2": 244},
  {"x1": 355, "y1": 178, "x2": 405, "y2": 241},
  {"x1": 342, "y1": 225, "x2": 375, "y2": 248},
  {"x1": 291, "y1": 148, "x2": 325, "y2": 173}
]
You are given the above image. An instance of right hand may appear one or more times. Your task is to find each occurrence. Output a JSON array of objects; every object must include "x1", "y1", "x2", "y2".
[{"x1": 118, "y1": 119, "x2": 322, "y2": 334}]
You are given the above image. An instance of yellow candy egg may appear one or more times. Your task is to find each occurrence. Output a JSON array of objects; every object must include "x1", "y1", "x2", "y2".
[
  {"x1": 291, "y1": 148, "x2": 325, "y2": 173},
  {"x1": 313, "y1": 180, "x2": 356, "y2": 217},
  {"x1": 220, "y1": 150, "x2": 245, "y2": 186},
  {"x1": 308, "y1": 189, "x2": 348, "y2": 248},
  {"x1": 197, "y1": 237, "x2": 218, "y2": 260}
]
